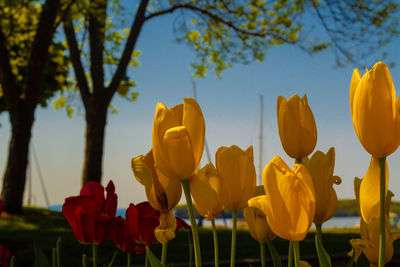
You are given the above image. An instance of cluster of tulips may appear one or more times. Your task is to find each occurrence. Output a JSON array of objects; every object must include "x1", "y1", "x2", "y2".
[
  {"x1": 1, "y1": 61, "x2": 398, "y2": 267},
  {"x1": 0, "y1": 200, "x2": 13, "y2": 267}
]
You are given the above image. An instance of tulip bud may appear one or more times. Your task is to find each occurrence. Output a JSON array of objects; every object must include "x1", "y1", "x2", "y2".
[
  {"x1": 190, "y1": 163, "x2": 224, "y2": 221},
  {"x1": 277, "y1": 94, "x2": 317, "y2": 159},
  {"x1": 213, "y1": 145, "x2": 256, "y2": 211},
  {"x1": 152, "y1": 98, "x2": 205, "y2": 180},
  {"x1": 244, "y1": 186, "x2": 276, "y2": 243},
  {"x1": 302, "y1": 147, "x2": 341, "y2": 224},
  {"x1": 350, "y1": 61, "x2": 400, "y2": 158}
]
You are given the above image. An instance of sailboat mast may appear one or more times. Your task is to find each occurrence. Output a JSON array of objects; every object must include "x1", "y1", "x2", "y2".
[{"x1": 258, "y1": 94, "x2": 263, "y2": 185}]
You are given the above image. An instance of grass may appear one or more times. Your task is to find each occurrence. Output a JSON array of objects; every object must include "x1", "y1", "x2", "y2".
[{"x1": 0, "y1": 207, "x2": 399, "y2": 266}]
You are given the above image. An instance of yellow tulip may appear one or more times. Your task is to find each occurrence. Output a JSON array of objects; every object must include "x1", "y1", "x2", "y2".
[
  {"x1": 152, "y1": 98, "x2": 205, "y2": 179},
  {"x1": 212, "y1": 145, "x2": 256, "y2": 210},
  {"x1": 190, "y1": 163, "x2": 224, "y2": 220},
  {"x1": 249, "y1": 155, "x2": 315, "y2": 241},
  {"x1": 302, "y1": 147, "x2": 341, "y2": 224},
  {"x1": 131, "y1": 149, "x2": 182, "y2": 212},
  {"x1": 349, "y1": 61, "x2": 400, "y2": 158},
  {"x1": 243, "y1": 186, "x2": 276, "y2": 244},
  {"x1": 277, "y1": 94, "x2": 317, "y2": 159},
  {"x1": 350, "y1": 178, "x2": 400, "y2": 266},
  {"x1": 358, "y1": 157, "x2": 389, "y2": 224}
]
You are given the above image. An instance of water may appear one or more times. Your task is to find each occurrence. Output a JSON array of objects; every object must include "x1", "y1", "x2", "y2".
[{"x1": 185, "y1": 216, "x2": 361, "y2": 229}]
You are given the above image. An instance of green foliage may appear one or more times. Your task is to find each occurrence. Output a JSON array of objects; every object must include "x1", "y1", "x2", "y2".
[{"x1": 0, "y1": 0, "x2": 71, "y2": 113}]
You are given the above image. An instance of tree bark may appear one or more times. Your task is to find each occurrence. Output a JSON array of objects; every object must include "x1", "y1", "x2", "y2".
[
  {"x1": 2, "y1": 111, "x2": 34, "y2": 214},
  {"x1": 81, "y1": 102, "x2": 108, "y2": 185}
]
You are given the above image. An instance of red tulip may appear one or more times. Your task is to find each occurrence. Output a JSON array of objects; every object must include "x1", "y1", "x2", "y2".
[
  {"x1": 110, "y1": 216, "x2": 146, "y2": 255},
  {"x1": 125, "y1": 201, "x2": 190, "y2": 246},
  {"x1": 0, "y1": 245, "x2": 11, "y2": 267},
  {"x1": 126, "y1": 202, "x2": 159, "y2": 246},
  {"x1": 62, "y1": 180, "x2": 117, "y2": 245}
]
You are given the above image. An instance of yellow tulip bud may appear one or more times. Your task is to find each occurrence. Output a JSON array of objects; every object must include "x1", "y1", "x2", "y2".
[
  {"x1": 277, "y1": 94, "x2": 317, "y2": 159},
  {"x1": 351, "y1": 178, "x2": 399, "y2": 265},
  {"x1": 249, "y1": 155, "x2": 315, "y2": 241},
  {"x1": 131, "y1": 150, "x2": 182, "y2": 212},
  {"x1": 190, "y1": 163, "x2": 224, "y2": 220},
  {"x1": 152, "y1": 98, "x2": 205, "y2": 179},
  {"x1": 302, "y1": 147, "x2": 341, "y2": 224},
  {"x1": 244, "y1": 186, "x2": 276, "y2": 244},
  {"x1": 212, "y1": 145, "x2": 256, "y2": 211},
  {"x1": 155, "y1": 211, "x2": 177, "y2": 244},
  {"x1": 358, "y1": 157, "x2": 389, "y2": 224},
  {"x1": 349, "y1": 61, "x2": 400, "y2": 158}
]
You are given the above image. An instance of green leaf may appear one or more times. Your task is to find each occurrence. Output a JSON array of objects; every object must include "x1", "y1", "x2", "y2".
[
  {"x1": 106, "y1": 250, "x2": 119, "y2": 267},
  {"x1": 347, "y1": 249, "x2": 355, "y2": 267},
  {"x1": 34, "y1": 244, "x2": 51, "y2": 267},
  {"x1": 146, "y1": 247, "x2": 163, "y2": 267},
  {"x1": 315, "y1": 235, "x2": 332, "y2": 267},
  {"x1": 267, "y1": 240, "x2": 282, "y2": 267}
]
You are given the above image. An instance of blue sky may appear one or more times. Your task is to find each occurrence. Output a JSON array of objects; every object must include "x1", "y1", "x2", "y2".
[{"x1": 1, "y1": 5, "x2": 400, "y2": 208}]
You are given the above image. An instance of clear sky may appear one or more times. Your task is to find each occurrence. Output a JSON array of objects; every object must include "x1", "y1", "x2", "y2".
[{"x1": 1, "y1": 4, "x2": 400, "y2": 209}]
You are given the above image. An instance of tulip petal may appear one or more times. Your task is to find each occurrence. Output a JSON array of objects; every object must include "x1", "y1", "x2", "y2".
[
  {"x1": 131, "y1": 155, "x2": 153, "y2": 188},
  {"x1": 350, "y1": 68, "x2": 362, "y2": 117},
  {"x1": 80, "y1": 182, "x2": 105, "y2": 208},
  {"x1": 360, "y1": 157, "x2": 388, "y2": 224},
  {"x1": 182, "y1": 98, "x2": 205, "y2": 166},
  {"x1": 155, "y1": 211, "x2": 177, "y2": 244},
  {"x1": 163, "y1": 126, "x2": 196, "y2": 179},
  {"x1": 152, "y1": 103, "x2": 183, "y2": 178}
]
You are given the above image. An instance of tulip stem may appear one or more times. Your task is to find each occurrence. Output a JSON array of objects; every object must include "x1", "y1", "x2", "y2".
[
  {"x1": 92, "y1": 244, "x2": 97, "y2": 267},
  {"x1": 288, "y1": 241, "x2": 293, "y2": 267},
  {"x1": 181, "y1": 179, "x2": 202, "y2": 267},
  {"x1": 260, "y1": 242, "x2": 266, "y2": 267},
  {"x1": 145, "y1": 248, "x2": 149, "y2": 267},
  {"x1": 127, "y1": 253, "x2": 131, "y2": 267},
  {"x1": 315, "y1": 223, "x2": 323, "y2": 242},
  {"x1": 211, "y1": 219, "x2": 219, "y2": 267},
  {"x1": 230, "y1": 209, "x2": 238, "y2": 267},
  {"x1": 295, "y1": 158, "x2": 302, "y2": 164},
  {"x1": 293, "y1": 241, "x2": 301, "y2": 267},
  {"x1": 379, "y1": 157, "x2": 386, "y2": 267},
  {"x1": 82, "y1": 254, "x2": 87, "y2": 267},
  {"x1": 161, "y1": 243, "x2": 168, "y2": 266}
]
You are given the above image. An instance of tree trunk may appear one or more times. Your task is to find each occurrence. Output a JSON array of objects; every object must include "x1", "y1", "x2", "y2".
[
  {"x1": 2, "y1": 112, "x2": 34, "y2": 214},
  {"x1": 81, "y1": 103, "x2": 108, "y2": 186}
]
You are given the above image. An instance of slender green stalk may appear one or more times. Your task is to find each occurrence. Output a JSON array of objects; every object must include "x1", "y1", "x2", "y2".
[
  {"x1": 181, "y1": 179, "x2": 202, "y2": 267},
  {"x1": 127, "y1": 253, "x2": 131, "y2": 267},
  {"x1": 230, "y1": 210, "x2": 238, "y2": 267},
  {"x1": 92, "y1": 244, "x2": 97, "y2": 267},
  {"x1": 188, "y1": 229, "x2": 193, "y2": 267},
  {"x1": 52, "y1": 248, "x2": 56, "y2": 267},
  {"x1": 161, "y1": 243, "x2": 168, "y2": 266},
  {"x1": 211, "y1": 219, "x2": 219, "y2": 267},
  {"x1": 10, "y1": 256, "x2": 15, "y2": 267},
  {"x1": 145, "y1": 248, "x2": 149, "y2": 267},
  {"x1": 260, "y1": 242, "x2": 266, "y2": 267},
  {"x1": 82, "y1": 254, "x2": 87, "y2": 267},
  {"x1": 315, "y1": 223, "x2": 323, "y2": 242},
  {"x1": 56, "y1": 237, "x2": 61, "y2": 267},
  {"x1": 288, "y1": 241, "x2": 293, "y2": 267},
  {"x1": 293, "y1": 241, "x2": 301, "y2": 267},
  {"x1": 379, "y1": 157, "x2": 386, "y2": 267}
]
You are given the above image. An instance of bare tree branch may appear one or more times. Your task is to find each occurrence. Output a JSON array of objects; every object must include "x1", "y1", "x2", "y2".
[
  {"x1": 54, "y1": 0, "x2": 76, "y2": 30},
  {"x1": 24, "y1": 0, "x2": 61, "y2": 112},
  {"x1": 144, "y1": 3, "x2": 296, "y2": 44},
  {"x1": 64, "y1": 20, "x2": 91, "y2": 108},
  {"x1": 107, "y1": 0, "x2": 150, "y2": 101},
  {"x1": 88, "y1": 0, "x2": 106, "y2": 94}
]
